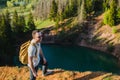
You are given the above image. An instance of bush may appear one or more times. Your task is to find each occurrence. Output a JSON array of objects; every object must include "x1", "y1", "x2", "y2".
[
  {"x1": 103, "y1": 0, "x2": 117, "y2": 27},
  {"x1": 7, "y1": 1, "x2": 14, "y2": 7},
  {"x1": 117, "y1": 8, "x2": 120, "y2": 24},
  {"x1": 112, "y1": 27, "x2": 118, "y2": 34},
  {"x1": 26, "y1": 3, "x2": 32, "y2": 9},
  {"x1": 103, "y1": 10, "x2": 110, "y2": 25},
  {"x1": 103, "y1": 9, "x2": 115, "y2": 27},
  {"x1": 85, "y1": 0, "x2": 93, "y2": 14},
  {"x1": 49, "y1": 0, "x2": 58, "y2": 21},
  {"x1": 61, "y1": 1, "x2": 78, "y2": 20},
  {"x1": 102, "y1": 0, "x2": 109, "y2": 11}
]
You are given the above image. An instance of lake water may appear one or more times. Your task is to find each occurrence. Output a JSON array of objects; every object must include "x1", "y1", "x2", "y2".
[
  {"x1": 41, "y1": 44, "x2": 120, "y2": 73},
  {"x1": 14, "y1": 44, "x2": 120, "y2": 73}
]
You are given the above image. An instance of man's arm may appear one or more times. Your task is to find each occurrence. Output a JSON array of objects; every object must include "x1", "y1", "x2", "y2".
[
  {"x1": 28, "y1": 56, "x2": 38, "y2": 77},
  {"x1": 40, "y1": 49, "x2": 47, "y2": 64}
]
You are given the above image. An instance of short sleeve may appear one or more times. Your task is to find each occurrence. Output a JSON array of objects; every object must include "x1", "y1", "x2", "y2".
[{"x1": 28, "y1": 45, "x2": 36, "y2": 57}]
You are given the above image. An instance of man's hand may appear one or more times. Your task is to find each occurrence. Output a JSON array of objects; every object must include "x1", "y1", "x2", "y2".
[
  {"x1": 28, "y1": 56, "x2": 38, "y2": 77},
  {"x1": 33, "y1": 71, "x2": 38, "y2": 77},
  {"x1": 40, "y1": 49, "x2": 47, "y2": 64},
  {"x1": 43, "y1": 58, "x2": 47, "y2": 64}
]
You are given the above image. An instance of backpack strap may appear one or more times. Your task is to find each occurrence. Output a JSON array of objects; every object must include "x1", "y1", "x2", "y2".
[{"x1": 31, "y1": 43, "x2": 38, "y2": 57}]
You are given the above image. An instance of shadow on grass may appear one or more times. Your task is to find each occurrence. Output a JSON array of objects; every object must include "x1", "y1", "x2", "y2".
[
  {"x1": 74, "y1": 72, "x2": 107, "y2": 80},
  {"x1": 46, "y1": 70, "x2": 64, "y2": 76},
  {"x1": 53, "y1": 70, "x2": 64, "y2": 74}
]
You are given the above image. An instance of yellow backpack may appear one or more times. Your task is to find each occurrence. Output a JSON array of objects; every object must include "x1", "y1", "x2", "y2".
[{"x1": 19, "y1": 40, "x2": 37, "y2": 64}]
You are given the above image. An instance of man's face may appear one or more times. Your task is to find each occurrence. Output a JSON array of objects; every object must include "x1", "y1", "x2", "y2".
[{"x1": 34, "y1": 32, "x2": 42, "y2": 42}]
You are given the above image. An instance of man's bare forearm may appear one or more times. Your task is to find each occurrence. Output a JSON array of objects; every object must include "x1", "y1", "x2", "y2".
[
  {"x1": 40, "y1": 49, "x2": 45, "y2": 58},
  {"x1": 28, "y1": 56, "x2": 36, "y2": 73}
]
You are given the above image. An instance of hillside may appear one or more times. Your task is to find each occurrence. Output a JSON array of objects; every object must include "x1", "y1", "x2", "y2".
[
  {"x1": 41, "y1": 13, "x2": 120, "y2": 59},
  {"x1": 1, "y1": 0, "x2": 120, "y2": 80},
  {"x1": 0, "y1": 66, "x2": 120, "y2": 80},
  {"x1": 77, "y1": 14, "x2": 120, "y2": 62}
]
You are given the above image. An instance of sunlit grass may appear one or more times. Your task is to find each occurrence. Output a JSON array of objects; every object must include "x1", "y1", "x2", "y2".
[
  {"x1": 103, "y1": 77, "x2": 112, "y2": 80},
  {"x1": 35, "y1": 19, "x2": 55, "y2": 29}
]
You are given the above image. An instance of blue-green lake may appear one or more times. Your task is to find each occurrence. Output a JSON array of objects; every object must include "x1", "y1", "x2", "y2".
[{"x1": 41, "y1": 44, "x2": 119, "y2": 73}]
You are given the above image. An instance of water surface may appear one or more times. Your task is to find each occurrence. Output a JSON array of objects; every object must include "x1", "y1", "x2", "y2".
[{"x1": 41, "y1": 44, "x2": 120, "y2": 73}]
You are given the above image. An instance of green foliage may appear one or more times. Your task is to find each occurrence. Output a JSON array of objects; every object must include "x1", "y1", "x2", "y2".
[
  {"x1": 35, "y1": 19, "x2": 55, "y2": 29},
  {"x1": 17, "y1": 15, "x2": 25, "y2": 33},
  {"x1": 49, "y1": 0, "x2": 58, "y2": 21},
  {"x1": 112, "y1": 27, "x2": 118, "y2": 34},
  {"x1": 11, "y1": 10, "x2": 25, "y2": 33},
  {"x1": 19, "y1": 2, "x2": 26, "y2": 10},
  {"x1": 85, "y1": 0, "x2": 103, "y2": 13},
  {"x1": 116, "y1": 8, "x2": 120, "y2": 24},
  {"x1": 4, "y1": 10, "x2": 12, "y2": 42},
  {"x1": 0, "y1": 12, "x2": 12, "y2": 42},
  {"x1": 103, "y1": 10, "x2": 110, "y2": 25},
  {"x1": 55, "y1": 16, "x2": 60, "y2": 31},
  {"x1": 27, "y1": 12, "x2": 36, "y2": 30},
  {"x1": 11, "y1": 10, "x2": 19, "y2": 32},
  {"x1": 61, "y1": 0, "x2": 78, "y2": 20},
  {"x1": 103, "y1": 0, "x2": 117, "y2": 27},
  {"x1": 109, "y1": 0, "x2": 117, "y2": 25},
  {"x1": 0, "y1": 14, "x2": 7, "y2": 41},
  {"x1": 103, "y1": 0, "x2": 109, "y2": 11},
  {"x1": 49, "y1": 0, "x2": 78, "y2": 21},
  {"x1": 78, "y1": 0, "x2": 87, "y2": 23},
  {"x1": 0, "y1": 11, "x2": 13, "y2": 55},
  {"x1": 26, "y1": 3, "x2": 33, "y2": 10},
  {"x1": 93, "y1": 0, "x2": 104, "y2": 12},
  {"x1": 85, "y1": 0, "x2": 94, "y2": 14},
  {"x1": 7, "y1": 1, "x2": 14, "y2": 7},
  {"x1": 103, "y1": 76, "x2": 112, "y2": 80}
]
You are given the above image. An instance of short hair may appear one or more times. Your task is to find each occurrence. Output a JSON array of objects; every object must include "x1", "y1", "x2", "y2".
[{"x1": 32, "y1": 30, "x2": 39, "y2": 38}]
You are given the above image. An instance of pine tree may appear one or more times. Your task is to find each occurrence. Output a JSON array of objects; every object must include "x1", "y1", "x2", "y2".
[
  {"x1": 0, "y1": 14, "x2": 7, "y2": 41},
  {"x1": 117, "y1": 8, "x2": 120, "y2": 23},
  {"x1": 78, "y1": 0, "x2": 87, "y2": 23},
  {"x1": 103, "y1": 0, "x2": 117, "y2": 26},
  {"x1": 70, "y1": 0, "x2": 78, "y2": 16},
  {"x1": 62, "y1": 4, "x2": 69, "y2": 19},
  {"x1": 17, "y1": 15, "x2": 25, "y2": 33},
  {"x1": 0, "y1": 13, "x2": 14, "y2": 55},
  {"x1": 0, "y1": 14, "x2": 9, "y2": 54},
  {"x1": 61, "y1": 0, "x2": 78, "y2": 19},
  {"x1": 27, "y1": 13, "x2": 36, "y2": 30},
  {"x1": 85, "y1": 0, "x2": 94, "y2": 14},
  {"x1": 12, "y1": 10, "x2": 19, "y2": 33},
  {"x1": 49, "y1": 0, "x2": 58, "y2": 21},
  {"x1": 4, "y1": 10, "x2": 12, "y2": 42},
  {"x1": 109, "y1": 0, "x2": 117, "y2": 26},
  {"x1": 103, "y1": 0, "x2": 110, "y2": 11}
]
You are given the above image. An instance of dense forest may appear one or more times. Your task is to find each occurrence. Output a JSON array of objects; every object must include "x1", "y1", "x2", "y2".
[
  {"x1": 0, "y1": 0, "x2": 35, "y2": 56},
  {"x1": 34, "y1": 0, "x2": 120, "y2": 45},
  {"x1": 1, "y1": 0, "x2": 120, "y2": 64},
  {"x1": 36, "y1": 0, "x2": 120, "y2": 25}
]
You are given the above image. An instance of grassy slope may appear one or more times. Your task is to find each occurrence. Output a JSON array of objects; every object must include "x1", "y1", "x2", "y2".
[
  {"x1": 2, "y1": 7, "x2": 55, "y2": 29},
  {"x1": 35, "y1": 19, "x2": 55, "y2": 29},
  {"x1": 0, "y1": 66, "x2": 120, "y2": 80}
]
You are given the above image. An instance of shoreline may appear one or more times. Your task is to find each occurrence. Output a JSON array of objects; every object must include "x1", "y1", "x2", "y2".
[
  {"x1": 41, "y1": 40, "x2": 120, "y2": 64},
  {"x1": 41, "y1": 41, "x2": 111, "y2": 55}
]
